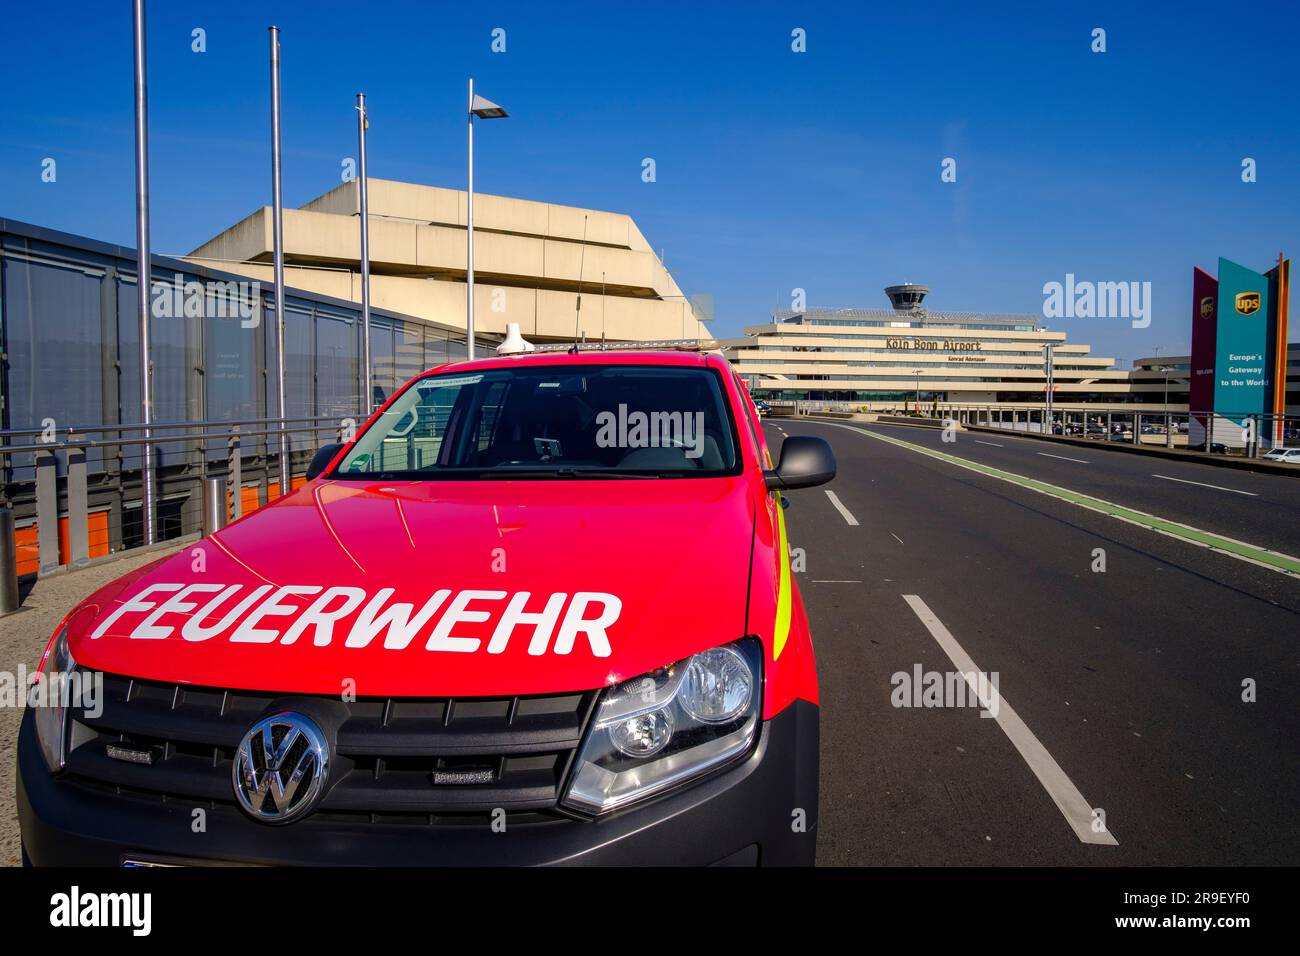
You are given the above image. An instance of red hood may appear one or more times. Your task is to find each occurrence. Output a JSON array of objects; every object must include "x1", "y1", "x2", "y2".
[{"x1": 67, "y1": 478, "x2": 756, "y2": 698}]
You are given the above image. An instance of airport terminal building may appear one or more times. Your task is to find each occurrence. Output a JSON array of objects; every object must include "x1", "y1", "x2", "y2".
[
  {"x1": 730, "y1": 282, "x2": 1300, "y2": 424},
  {"x1": 729, "y1": 283, "x2": 1192, "y2": 415}
]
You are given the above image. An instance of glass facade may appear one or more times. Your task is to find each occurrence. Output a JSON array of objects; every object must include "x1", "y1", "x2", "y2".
[
  {"x1": 0, "y1": 218, "x2": 468, "y2": 558},
  {"x1": 1, "y1": 220, "x2": 466, "y2": 449}
]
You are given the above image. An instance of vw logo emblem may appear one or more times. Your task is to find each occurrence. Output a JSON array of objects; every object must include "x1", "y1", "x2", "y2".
[{"x1": 232, "y1": 712, "x2": 329, "y2": 825}]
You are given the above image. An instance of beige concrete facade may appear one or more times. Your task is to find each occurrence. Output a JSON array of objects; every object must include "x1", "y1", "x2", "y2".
[
  {"x1": 186, "y1": 178, "x2": 709, "y2": 344},
  {"x1": 728, "y1": 306, "x2": 1195, "y2": 414}
]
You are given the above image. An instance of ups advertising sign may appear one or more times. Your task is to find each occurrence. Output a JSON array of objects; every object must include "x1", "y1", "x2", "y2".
[{"x1": 1213, "y1": 258, "x2": 1272, "y2": 423}]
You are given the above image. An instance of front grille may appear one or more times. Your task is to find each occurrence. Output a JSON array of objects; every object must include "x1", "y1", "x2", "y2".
[{"x1": 65, "y1": 671, "x2": 598, "y2": 822}]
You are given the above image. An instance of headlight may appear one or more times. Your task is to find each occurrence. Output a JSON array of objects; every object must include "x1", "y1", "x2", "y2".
[
  {"x1": 31, "y1": 627, "x2": 76, "y2": 772},
  {"x1": 562, "y1": 637, "x2": 761, "y2": 814}
]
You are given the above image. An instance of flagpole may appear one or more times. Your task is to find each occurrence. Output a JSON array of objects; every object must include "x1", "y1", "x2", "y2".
[
  {"x1": 270, "y1": 25, "x2": 289, "y2": 496},
  {"x1": 357, "y1": 92, "x2": 372, "y2": 414},
  {"x1": 132, "y1": 0, "x2": 156, "y2": 545},
  {"x1": 466, "y1": 78, "x2": 475, "y2": 360}
]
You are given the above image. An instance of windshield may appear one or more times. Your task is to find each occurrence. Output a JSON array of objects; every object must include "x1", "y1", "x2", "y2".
[{"x1": 331, "y1": 363, "x2": 741, "y2": 480}]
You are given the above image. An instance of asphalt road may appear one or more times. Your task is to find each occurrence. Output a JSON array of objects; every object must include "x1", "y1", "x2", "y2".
[
  {"x1": 766, "y1": 418, "x2": 1300, "y2": 865},
  {"x1": 873, "y1": 422, "x2": 1300, "y2": 558}
]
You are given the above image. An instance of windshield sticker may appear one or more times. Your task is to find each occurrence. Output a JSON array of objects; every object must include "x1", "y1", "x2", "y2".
[{"x1": 418, "y1": 374, "x2": 483, "y2": 389}]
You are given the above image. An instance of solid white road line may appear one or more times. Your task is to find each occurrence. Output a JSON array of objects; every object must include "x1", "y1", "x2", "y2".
[
  {"x1": 1152, "y1": 474, "x2": 1257, "y2": 497},
  {"x1": 890, "y1": 532, "x2": 904, "y2": 545},
  {"x1": 901, "y1": 594, "x2": 1119, "y2": 847},
  {"x1": 824, "y1": 489, "x2": 859, "y2": 526},
  {"x1": 975, "y1": 440, "x2": 1004, "y2": 447},
  {"x1": 1038, "y1": 452, "x2": 1090, "y2": 464}
]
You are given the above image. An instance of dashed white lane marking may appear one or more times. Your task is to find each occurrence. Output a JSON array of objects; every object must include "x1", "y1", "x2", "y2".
[
  {"x1": 1038, "y1": 452, "x2": 1090, "y2": 464},
  {"x1": 1152, "y1": 474, "x2": 1257, "y2": 497},
  {"x1": 975, "y1": 440, "x2": 1004, "y2": 447},
  {"x1": 824, "y1": 489, "x2": 859, "y2": 526},
  {"x1": 901, "y1": 594, "x2": 1119, "y2": 847},
  {"x1": 890, "y1": 532, "x2": 904, "y2": 545}
]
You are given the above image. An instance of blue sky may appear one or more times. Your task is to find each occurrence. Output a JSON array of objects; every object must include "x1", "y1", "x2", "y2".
[{"x1": 2, "y1": 0, "x2": 1297, "y2": 362}]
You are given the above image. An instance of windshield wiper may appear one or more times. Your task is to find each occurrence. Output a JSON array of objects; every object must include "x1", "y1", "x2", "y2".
[
  {"x1": 475, "y1": 468, "x2": 681, "y2": 481},
  {"x1": 491, "y1": 467, "x2": 654, "y2": 479}
]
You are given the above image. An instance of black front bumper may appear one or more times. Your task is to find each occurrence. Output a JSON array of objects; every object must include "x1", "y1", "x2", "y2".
[{"x1": 17, "y1": 699, "x2": 818, "y2": 866}]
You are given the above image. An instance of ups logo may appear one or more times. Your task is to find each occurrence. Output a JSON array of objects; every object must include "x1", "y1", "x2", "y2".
[
  {"x1": 1200, "y1": 296, "x2": 1215, "y2": 319},
  {"x1": 1235, "y1": 291, "x2": 1261, "y2": 315}
]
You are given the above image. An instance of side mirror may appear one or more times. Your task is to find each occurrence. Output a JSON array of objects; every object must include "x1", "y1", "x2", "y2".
[
  {"x1": 306, "y1": 443, "x2": 344, "y2": 481},
  {"x1": 764, "y1": 436, "x2": 836, "y2": 491}
]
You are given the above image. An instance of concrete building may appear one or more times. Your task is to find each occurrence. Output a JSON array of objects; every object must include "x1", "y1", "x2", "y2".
[
  {"x1": 728, "y1": 283, "x2": 1189, "y2": 415},
  {"x1": 185, "y1": 178, "x2": 709, "y2": 346}
]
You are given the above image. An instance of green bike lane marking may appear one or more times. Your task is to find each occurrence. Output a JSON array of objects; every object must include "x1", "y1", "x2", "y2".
[{"x1": 813, "y1": 421, "x2": 1300, "y2": 578}]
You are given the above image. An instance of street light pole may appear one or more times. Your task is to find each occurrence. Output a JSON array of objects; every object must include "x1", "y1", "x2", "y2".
[
  {"x1": 356, "y1": 92, "x2": 372, "y2": 415},
  {"x1": 132, "y1": 0, "x2": 156, "y2": 545},
  {"x1": 1163, "y1": 366, "x2": 1173, "y2": 447},
  {"x1": 466, "y1": 78, "x2": 475, "y2": 360},
  {"x1": 1043, "y1": 342, "x2": 1054, "y2": 434},
  {"x1": 465, "y1": 81, "x2": 508, "y2": 361}
]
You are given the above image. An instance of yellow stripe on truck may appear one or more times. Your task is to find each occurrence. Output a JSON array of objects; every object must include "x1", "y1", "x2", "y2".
[{"x1": 773, "y1": 493, "x2": 793, "y2": 659}]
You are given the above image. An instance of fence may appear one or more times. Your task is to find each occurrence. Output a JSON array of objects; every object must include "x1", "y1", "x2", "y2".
[
  {"x1": 946, "y1": 408, "x2": 1298, "y2": 455},
  {"x1": 776, "y1": 399, "x2": 1298, "y2": 455},
  {"x1": 0, "y1": 414, "x2": 353, "y2": 613}
]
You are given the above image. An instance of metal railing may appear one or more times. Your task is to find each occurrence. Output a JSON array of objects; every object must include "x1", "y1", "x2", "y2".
[
  {"x1": 944, "y1": 407, "x2": 1299, "y2": 456},
  {"x1": 0, "y1": 414, "x2": 355, "y2": 614},
  {"x1": 773, "y1": 401, "x2": 1299, "y2": 456}
]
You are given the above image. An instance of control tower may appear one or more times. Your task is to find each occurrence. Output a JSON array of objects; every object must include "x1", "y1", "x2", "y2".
[{"x1": 884, "y1": 283, "x2": 929, "y2": 311}]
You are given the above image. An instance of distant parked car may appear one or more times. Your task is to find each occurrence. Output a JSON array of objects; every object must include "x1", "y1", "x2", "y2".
[
  {"x1": 1263, "y1": 447, "x2": 1300, "y2": 464},
  {"x1": 754, "y1": 399, "x2": 772, "y2": 417}
]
